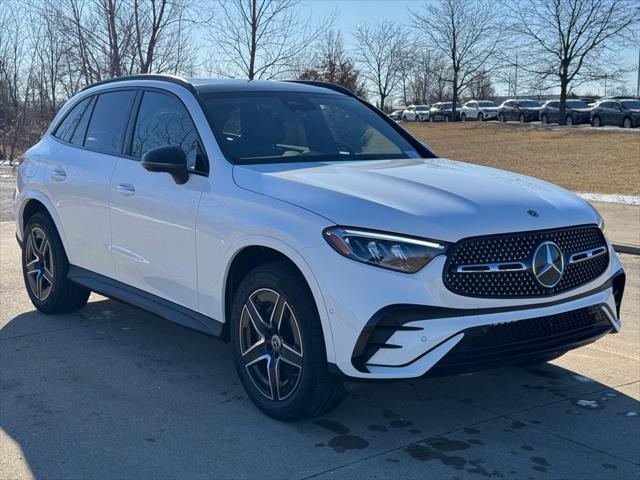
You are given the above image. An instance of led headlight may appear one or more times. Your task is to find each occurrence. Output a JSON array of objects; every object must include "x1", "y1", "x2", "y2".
[{"x1": 323, "y1": 227, "x2": 449, "y2": 273}]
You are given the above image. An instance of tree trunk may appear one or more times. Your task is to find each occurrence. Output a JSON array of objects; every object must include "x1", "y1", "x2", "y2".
[
  {"x1": 452, "y1": 69, "x2": 459, "y2": 121},
  {"x1": 559, "y1": 75, "x2": 568, "y2": 126},
  {"x1": 248, "y1": 0, "x2": 257, "y2": 79}
]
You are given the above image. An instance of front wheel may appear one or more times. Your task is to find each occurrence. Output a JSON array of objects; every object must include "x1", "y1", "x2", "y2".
[
  {"x1": 592, "y1": 116, "x2": 601, "y2": 127},
  {"x1": 622, "y1": 117, "x2": 632, "y2": 128},
  {"x1": 499, "y1": 113, "x2": 505, "y2": 122},
  {"x1": 478, "y1": 113, "x2": 483, "y2": 121},
  {"x1": 230, "y1": 261, "x2": 345, "y2": 420},
  {"x1": 22, "y1": 212, "x2": 90, "y2": 313},
  {"x1": 519, "y1": 113, "x2": 525, "y2": 123},
  {"x1": 566, "y1": 115, "x2": 574, "y2": 126},
  {"x1": 541, "y1": 114, "x2": 548, "y2": 124},
  {"x1": 461, "y1": 113, "x2": 467, "y2": 122}
]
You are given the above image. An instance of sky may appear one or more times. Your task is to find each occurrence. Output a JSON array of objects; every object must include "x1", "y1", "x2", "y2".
[{"x1": 300, "y1": 0, "x2": 640, "y2": 97}]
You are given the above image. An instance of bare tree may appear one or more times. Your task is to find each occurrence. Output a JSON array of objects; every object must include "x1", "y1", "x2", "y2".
[
  {"x1": 206, "y1": 0, "x2": 333, "y2": 80},
  {"x1": 410, "y1": 0, "x2": 503, "y2": 119},
  {"x1": 407, "y1": 49, "x2": 449, "y2": 104},
  {"x1": 509, "y1": 0, "x2": 640, "y2": 124},
  {"x1": 298, "y1": 30, "x2": 367, "y2": 97},
  {"x1": 467, "y1": 70, "x2": 496, "y2": 100},
  {"x1": 353, "y1": 20, "x2": 404, "y2": 110}
]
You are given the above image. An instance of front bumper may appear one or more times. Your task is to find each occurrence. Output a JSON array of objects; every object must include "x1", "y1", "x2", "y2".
[{"x1": 305, "y1": 237, "x2": 624, "y2": 380}]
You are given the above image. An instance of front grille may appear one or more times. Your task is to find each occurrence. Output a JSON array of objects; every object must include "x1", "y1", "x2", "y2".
[
  {"x1": 444, "y1": 225, "x2": 609, "y2": 298},
  {"x1": 431, "y1": 305, "x2": 612, "y2": 374}
]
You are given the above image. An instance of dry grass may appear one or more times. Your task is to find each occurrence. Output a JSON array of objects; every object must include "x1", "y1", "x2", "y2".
[{"x1": 404, "y1": 122, "x2": 640, "y2": 195}]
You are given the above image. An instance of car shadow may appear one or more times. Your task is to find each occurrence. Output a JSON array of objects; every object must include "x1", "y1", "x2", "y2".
[{"x1": 1, "y1": 297, "x2": 638, "y2": 479}]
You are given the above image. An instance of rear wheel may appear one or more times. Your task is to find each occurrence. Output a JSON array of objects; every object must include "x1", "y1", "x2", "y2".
[
  {"x1": 518, "y1": 113, "x2": 525, "y2": 123},
  {"x1": 22, "y1": 212, "x2": 90, "y2": 313},
  {"x1": 499, "y1": 113, "x2": 505, "y2": 122},
  {"x1": 566, "y1": 115, "x2": 574, "y2": 126},
  {"x1": 592, "y1": 116, "x2": 601, "y2": 127},
  {"x1": 461, "y1": 113, "x2": 467, "y2": 121},
  {"x1": 622, "y1": 117, "x2": 632, "y2": 128},
  {"x1": 230, "y1": 261, "x2": 345, "y2": 420},
  {"x1": 402, "y1": 115, "x2": 408, "y2": 122},
  {"x1": 540, "y1": 114, "x2": 548, "y2": 124},
  {"x1": 477, "y1": 113, "x2": 483, "y2": 121}
]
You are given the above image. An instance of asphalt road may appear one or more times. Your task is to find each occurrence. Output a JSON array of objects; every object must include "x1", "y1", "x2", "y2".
[{"x1": 1, "y1": 218, "x2": 639, "y2": 479}]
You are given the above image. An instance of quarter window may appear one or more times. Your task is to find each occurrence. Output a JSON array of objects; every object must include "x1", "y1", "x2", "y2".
[
  {"x1": 84, "y1": 90, "x2": 136, "y2": 154},
  {"x1": 70, "y1": 97, "x2": 95, "y2": 146},
  {"x1": 53, "y1": 97, "x2": 91, "y2": 142},
  {"x1": 131, "y1": 91, "x2": 204, "y2": 172}
]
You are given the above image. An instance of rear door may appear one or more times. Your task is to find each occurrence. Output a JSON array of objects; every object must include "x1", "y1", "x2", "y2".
[
  {"x1": 109, "y1": 89, "x2": 209, "y2": 310},
  {"x1": 47, "y1": 90, "x2": 136, "y2": 278}
]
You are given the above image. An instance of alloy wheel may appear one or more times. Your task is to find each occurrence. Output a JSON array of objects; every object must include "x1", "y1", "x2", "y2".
[
  {"x1": 239, "y1": 288, "x2": 303, "y2": 401},
  {"x1": 25, "y1": 227, "x2": 54, "y2": 301}
]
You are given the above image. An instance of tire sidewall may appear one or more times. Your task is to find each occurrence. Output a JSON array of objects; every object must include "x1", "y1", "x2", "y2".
[
  {"x1": 22, "y1": 213, "x2": 69, "y2": 312},
  {"x1": 230, "y1": 263, "x2": 329, "y2": 420}
]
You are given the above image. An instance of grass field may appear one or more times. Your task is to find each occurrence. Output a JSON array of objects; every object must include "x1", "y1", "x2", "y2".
[{"x1": 404, "y1": 122, "x2": 640, "y2": 195}]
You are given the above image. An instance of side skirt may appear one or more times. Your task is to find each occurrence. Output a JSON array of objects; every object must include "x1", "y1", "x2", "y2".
[{"x1": 67, "y1": 265, "x2": 225, "y2": 339}]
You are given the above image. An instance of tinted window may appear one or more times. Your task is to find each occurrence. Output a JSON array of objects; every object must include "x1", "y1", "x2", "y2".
[
  {"x1": 53, "y1": 97, "x2": 91, "y2": 142},
  {"x1": 84, "y1": 90, "x2": 136, "y2": 154},
  {"x1": 131, "y1": 91, "x2": 204, "y2": 172},
  {"x1": 600, "y1": 101, "x2": 617, "y2": 108},
  {"x1": 70, "y1": 97, "x2": 95, "y2": 145},
  {"x1": 477, "y1": 101, "x2": 496, "y2": 107},
  {"x1": 504, "y1": 101, "x2": 515, "y2": 107},
  {"x1": 202, "y1": 91, "x2": 419, "y2": 164},
  {"x1": 622, "y1": 100, "x2": 640, "y2": 109},
  {"x1": 547, "y1": 102, "x2": 559, "y2": 108},
  {"x1": 519, "y1": 100, "x2": 540, "y2": 107},
  {"x1": 566, "y1": 100, "x2": 588, "y2": 108}
]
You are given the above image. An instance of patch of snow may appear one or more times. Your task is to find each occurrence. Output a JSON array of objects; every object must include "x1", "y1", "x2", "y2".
[
  {"x1": 576, "y1": 399, "x2": 600, "y2": 408},
  {"x1": 577, "y1": 193, "x2": 640, "y2": 206}
]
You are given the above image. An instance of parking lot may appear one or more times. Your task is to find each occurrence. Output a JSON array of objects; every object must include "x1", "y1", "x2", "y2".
[{"x1": 1, "y1": 182, "x2": 639, "y2": 479}]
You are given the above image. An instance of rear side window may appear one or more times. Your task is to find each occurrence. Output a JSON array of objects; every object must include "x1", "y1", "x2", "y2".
[
  {"x1": 53, "y1": 97, "x2": 91, "y2": 142},
  {"x1": 70, "y1": 97, "x2": 95, "y2": 145},
  {"x1": 130, "y1": 91, "x2": 205, "y2": 172},
  {"x1": 84, "y1": 90, "x2": 136, "y2": 154}
]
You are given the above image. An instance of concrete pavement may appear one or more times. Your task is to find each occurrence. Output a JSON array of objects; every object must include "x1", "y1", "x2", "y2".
[{"x1": 1, "y1": 220, "x2": 639, "y2": 479}]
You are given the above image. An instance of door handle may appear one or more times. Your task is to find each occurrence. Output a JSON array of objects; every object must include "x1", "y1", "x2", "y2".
[
  {"x1": 115, "y1": 183, "x2": 135, "y2": 196},
  {"x1": 51, "y1": 168, "x2": 66, "y2": 182}
]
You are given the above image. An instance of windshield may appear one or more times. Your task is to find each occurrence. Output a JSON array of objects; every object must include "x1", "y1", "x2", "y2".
[
  {"x1": 477, "y1": 101, "x2": 497, "y2": 107},
  {"x1": 566, "y1": 100, "x2": 588, "y2": 108},
  {"x1": 622, "y1": 100, "x2": 640, "y2": 109},
  {"x1": 519, "y1": 100, "x2": 540, "y2": 107},
  {"x1": 416, "y1": 105, "x2": 429, "y2": 111},
  {"x1": 201, "y1": 92, "x2": 421, "y2": 164}
]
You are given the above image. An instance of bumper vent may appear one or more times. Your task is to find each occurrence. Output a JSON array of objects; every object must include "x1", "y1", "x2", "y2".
[
  {"x1": 430, "y1": 304, "x2": 612, "y2": 375},
  {"x1": 444, "y1": 225, "x2": 609, "y2": 298}
]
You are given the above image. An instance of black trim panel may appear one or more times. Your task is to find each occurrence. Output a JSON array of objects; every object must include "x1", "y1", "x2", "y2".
[
  {"x1": 352, "y1": 269, "x2": 624, "y2": 372},
  {"x1": 68, "y1": 266, "x2": 225, "y2": 338}
]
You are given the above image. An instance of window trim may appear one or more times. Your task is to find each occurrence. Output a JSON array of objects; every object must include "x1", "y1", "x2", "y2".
[
  {"x1": 52, "y1": 96, "x2": 92, "y2": 142},
  {"x1": 123, "y1": 87, "x2": 209, "y2": 177}
]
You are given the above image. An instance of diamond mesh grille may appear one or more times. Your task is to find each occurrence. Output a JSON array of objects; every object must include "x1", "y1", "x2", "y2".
[{"x1": 444, "y1": 226, "x2": 609, "y2": 298}]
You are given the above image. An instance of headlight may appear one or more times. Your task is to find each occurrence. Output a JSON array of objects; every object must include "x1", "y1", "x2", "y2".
[{"x1": 323, "y1": 227, "x2": 449, "y2": 273}]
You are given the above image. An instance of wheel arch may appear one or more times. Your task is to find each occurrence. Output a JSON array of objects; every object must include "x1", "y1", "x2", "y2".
[
  {"x1": 221, "y1": 240, "x2": 336, "y2": 362},
  {"x1": 18, "y1": 193, "x2": 68, "y2": 252}
]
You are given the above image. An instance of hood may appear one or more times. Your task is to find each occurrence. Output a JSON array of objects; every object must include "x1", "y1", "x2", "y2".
[{"x1": 232, "y1": 159, "x2": 598, "y2": 242}]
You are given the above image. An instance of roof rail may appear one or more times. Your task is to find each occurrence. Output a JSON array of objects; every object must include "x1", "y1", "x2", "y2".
[
  {"x1": 285, "y1": 80, "x2": 357, "y2": 98},
  {"x1": 80, "y1": 74, "x2": 196, "y2": 94}
]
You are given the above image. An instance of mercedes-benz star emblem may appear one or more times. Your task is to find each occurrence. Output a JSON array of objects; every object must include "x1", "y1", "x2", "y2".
[{"x1": 532, "y1": 241, "x2": 564, "y2": 288}]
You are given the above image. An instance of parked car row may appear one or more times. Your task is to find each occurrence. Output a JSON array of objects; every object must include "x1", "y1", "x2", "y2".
[{"x1": 390, "y1": 97, "x2": 640, "y2": 128}]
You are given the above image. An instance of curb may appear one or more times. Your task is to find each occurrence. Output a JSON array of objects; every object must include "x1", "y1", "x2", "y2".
[{"x1": 613, "y1": 243, "x2": 640, "y2": 256}]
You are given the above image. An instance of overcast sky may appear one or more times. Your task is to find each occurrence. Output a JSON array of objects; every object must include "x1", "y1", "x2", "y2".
[{"x1": 302, "y1": 0, "x2": 639, "y2": 96}]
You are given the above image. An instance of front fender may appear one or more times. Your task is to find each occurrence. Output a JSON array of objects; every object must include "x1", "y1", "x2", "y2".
[{"x1": 221, "y1": 234, "x2": 337, "y2": 364}]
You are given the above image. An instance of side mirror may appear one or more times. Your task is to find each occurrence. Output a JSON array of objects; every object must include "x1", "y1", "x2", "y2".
[{"x1": 141, "y1": 146, "x2": 189, "y2": 185}]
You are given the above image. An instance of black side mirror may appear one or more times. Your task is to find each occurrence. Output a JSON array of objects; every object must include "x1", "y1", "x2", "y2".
[{"x1": 141, "y1": 145, "x2": 189, "y2": 185}]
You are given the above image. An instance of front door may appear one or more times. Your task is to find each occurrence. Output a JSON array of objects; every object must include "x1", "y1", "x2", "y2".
[{"x1": 109, "y1": 89, "x2": 209, "y2": 310}]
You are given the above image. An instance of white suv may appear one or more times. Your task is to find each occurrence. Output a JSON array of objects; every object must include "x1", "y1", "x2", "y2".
[
  {"x1": 14, "y1": 75, "x2": 625, "y2": 420},
  {"x1": 402, "y1": 104, "x2": 430, "y2": 122},
  {"x1": 460, "y1": 100, "x2": 499, "y2": 121}
]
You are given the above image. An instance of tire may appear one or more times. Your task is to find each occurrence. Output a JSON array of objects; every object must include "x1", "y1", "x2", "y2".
[
  {"x1": 622, "y1": 117, "x2": 631, "y2": 128},
  {"x1": 461, "y1": 113, "x2": 467, "y2": 122},
  {"x1": 230, "y1": 261, "x2": 345, "y2": 420},
  {"x1": 22, "y1": 212, "x2": 90, "y2": 314},
  {"x1": 499, "y1": 113, "x2": 505, "y2": 122},
  {"x1": 541, "y1": 114, "x2": 548, "y2": 124},
  {"x1": 402, "y1": 115, "x2": 407, "y2": 122},
  {"x1": 518, "y1": 113, "x2": 525, "y2": 123},
  {"x1": 444, "y1": 114, "x2": 450, "y2": 122},
  {"x1": 592, "y1": 116, "x2": 601, "y2": 127},
  {"x1": 565, "y1": 115, "x2": 573, "y2": 126},
  {"x1": 429, "y1": 116, "x2": 434, "y2": 122},
  {"x1": 478, "y1": 113, "x2": 483, "y2": 121}
]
